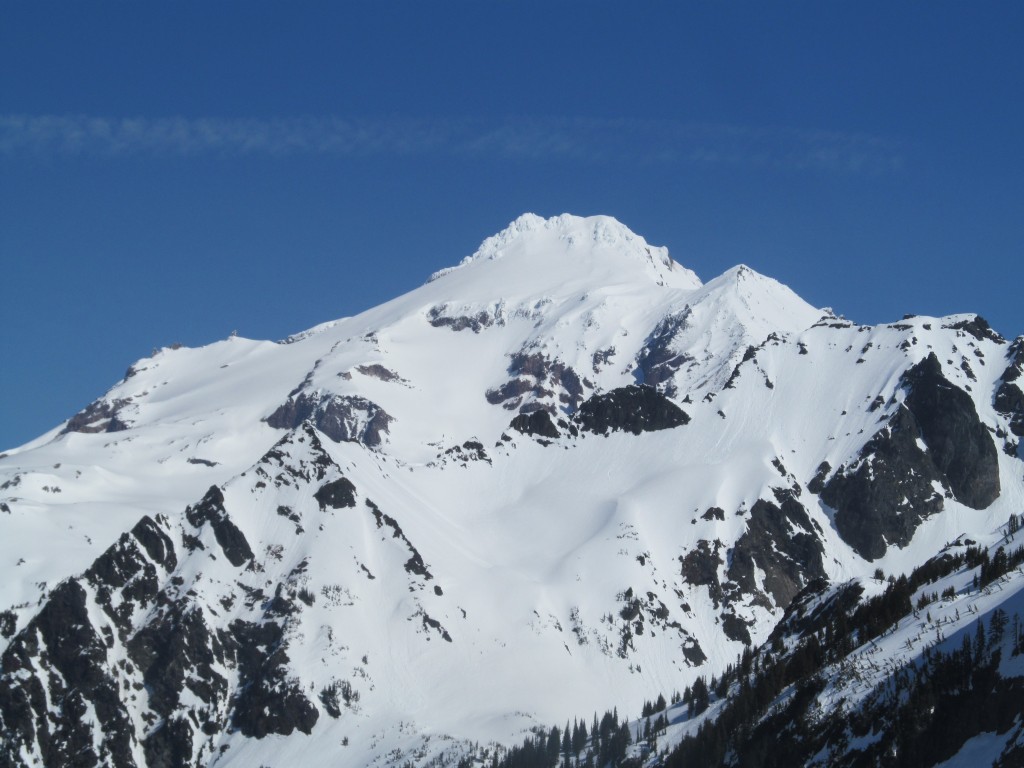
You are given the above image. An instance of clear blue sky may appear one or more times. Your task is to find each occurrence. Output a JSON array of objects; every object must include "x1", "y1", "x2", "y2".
[{"x1": 2, "y1": 2, "x2": 1022, "y2": 450}]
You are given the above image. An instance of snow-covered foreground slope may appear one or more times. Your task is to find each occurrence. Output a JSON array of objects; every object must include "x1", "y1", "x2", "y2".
[{"x1": 1, "y1": 214, "x2": 1022, "y2": 767}]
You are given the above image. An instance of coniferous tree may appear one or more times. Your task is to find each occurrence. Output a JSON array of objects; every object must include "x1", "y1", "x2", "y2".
[
  {"x1": 573, "y1": 720, "x2": 587, "y2": 754},
  {"x1": 975, "y1": 618, "x2": 987, "y2": 663},
  {"x1": 691, "y1": 676, "x2": 710, "y2": 716},
  {"x1": 618, "y1": 721, "x2": 632, "y2": 758},
  {"x1": 546, "y1": 726, "x2": 561, "y2": 767},
  {"x1": 990, "y1": 608, "x2": 1009, "y2": 645}
]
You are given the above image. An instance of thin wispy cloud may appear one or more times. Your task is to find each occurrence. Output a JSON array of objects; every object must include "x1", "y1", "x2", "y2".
[{"x1": 0, "y1": 114, "x2": 904, "y2": 175}]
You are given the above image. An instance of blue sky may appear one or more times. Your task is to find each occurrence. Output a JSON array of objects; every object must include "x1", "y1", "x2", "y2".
[{"x1": 2, "y1": 2, "x2": 1022, "y2": 450}]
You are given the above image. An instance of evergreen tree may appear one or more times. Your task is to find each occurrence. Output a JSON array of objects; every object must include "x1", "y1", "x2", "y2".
[
  {"x1": 546, "y1": 726, "x2": 561, "y2": 766},
  {"x1": 990, "y1": 608, "x2": 1009, "y2": 645},
  {"x1": 691, "y1": 676, "x2": 710, "y2": 716},
  {"x1": 573, "y1": 719, "x2": 587, "y2": 754}
]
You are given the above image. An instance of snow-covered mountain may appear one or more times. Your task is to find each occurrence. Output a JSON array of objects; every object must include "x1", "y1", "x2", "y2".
[{"x1": 1, "y1": 213, "x2": 1022, "y2": 768}]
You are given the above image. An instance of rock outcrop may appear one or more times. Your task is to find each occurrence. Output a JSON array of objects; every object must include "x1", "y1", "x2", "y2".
[
  {"x1": 266, "y1": 392, "x2": 393, "y2": 448},
  {"x1": 574, "y1": 385, "x2": 690, "y2": 436},
  {"x1": 822, "y1": 354, "x2": 1000, "y2": 560}
]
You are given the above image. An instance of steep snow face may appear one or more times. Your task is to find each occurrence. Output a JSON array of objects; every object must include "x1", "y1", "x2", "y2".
[{"x1": 0, "y1": 214, "x2": 1020, "y2": 768}]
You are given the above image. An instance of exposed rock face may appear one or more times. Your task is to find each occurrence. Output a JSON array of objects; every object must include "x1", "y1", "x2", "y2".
[
  {"x1": 0, "y1": 442, "x2": 339, "y2": 767},
  {"x1": 185, "y1": 486, "x2": 254, "y2": 567},
  {"x1": 635, "y1": 310, "x2": 692, "y2": 394},
  {"x1": 902, "y1": 353, "x2": 1000, "y2": 508},
  {"x1": 355, "y1": 363, "x2": 404, "y2": 383},
  {"x1": 266, "y1": 392, "x2": 393, "y2": 447},
  {"x1": 129, "y1": 602, "x2": 235, "y2": 768},
  {"x1": 314, "y1": 477, "x2": 357, "y2": 510},
  {"x1": 62, "y1": 398, "x2": 132, "y2": 434},
  {"x1": 0, "y1": 579, "x2": 135, "y2": 768},
  {"x1": 129, "y1": 603, "x2": 226, "y2": 719},
  {"x1": 509, "y1": 409, "x2": 561, "y2": 438},
  {"x1": 230, "y1": 620, "x2": 318, "y2": 738},
  {"x1": 822, "y1": 405, "x2": 948, "y2": 561},
  {"x1": 720, "y1": 612, "x2": 753, "y2": 645},
  {"x1": 941, "y1": 314, "x2": 1004, "y2": 343},
  {"x1": 821, "y1": 354, "x2": 1000, "y2": 560},
  {"x1": 676, "y1": 492, "x2": 826, "y2": 639},
  {"x1": 680, "y1": 540, "x2": 725, "y2": 605},
  {"x1": 995, "y1": 337, "x2": 1024, "y2": 438},
  {"x1": 486, "y1": 351, "x2": 589, "y2": 413},
  {"x1": 680, "y1": 637, "x2": 707, "y2": 666},
  {"x1": 807, "y1": 461, "x2": 831, "y2": 494},
  {"x1": 439, "y1": 440, "x2": 493, "y2": 464},
  {"x1": 0, "y1": 516, "x2": 181, "y2": 768},
  {"x1": 574, "y1": 385, "x2": 689, "y2": 435},
  {"x1": 427, "y1": 305, "x2": 494, "y2": 333},
  {"x1": 726, "y1": 493, "x2": 826, "y2": 609}
]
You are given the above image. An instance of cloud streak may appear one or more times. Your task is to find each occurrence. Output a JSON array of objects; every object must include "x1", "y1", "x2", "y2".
[{"x1": 0, "y1": 114, "x2": 904, "y2": 175}]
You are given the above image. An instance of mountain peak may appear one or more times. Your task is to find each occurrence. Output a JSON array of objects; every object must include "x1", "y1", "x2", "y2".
[
  {"x1": 4, "y1": 212, "x2": 1021, "y2": 768},
  {"x1": 472, "y1": 212, "x2": 653, "y2": 258},
  {"x1": 715, "y1": 263, "x2": 769, "y2": 284},
  {"x1": 427, "y1": 213, "x2": 702, "y2": 292}
]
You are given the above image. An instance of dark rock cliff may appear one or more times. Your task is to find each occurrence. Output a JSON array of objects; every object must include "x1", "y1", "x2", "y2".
[
  {"x1": 574, "y1": 385, "x2": 690, "y2": 436},
  {"x1": 822, "y1": 354, "x2": 1000, "y2": 560},
  {"x1": 902, "y1": 353, "x2": 1000, "y2": 508},
  {"x1": 266, "y1": 392, "x2": 393, "y2": 448},
  {"x1": 727, "y1": 493, "x2": 826, "y2": 609},
  {"x1": 995, "y1": 337, "x2": 1024, "y2": 439}
]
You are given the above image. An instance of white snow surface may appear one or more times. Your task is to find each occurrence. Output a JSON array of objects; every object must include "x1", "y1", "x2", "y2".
[{"x1": 1, "y1": 213, "x2": 1022, "y2": 767}]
